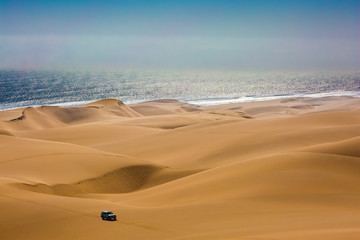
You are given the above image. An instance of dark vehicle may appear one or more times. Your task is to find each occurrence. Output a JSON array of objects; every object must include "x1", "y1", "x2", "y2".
[{"x1": 101, "y1": 211, "x2": 117, "y2": 221}]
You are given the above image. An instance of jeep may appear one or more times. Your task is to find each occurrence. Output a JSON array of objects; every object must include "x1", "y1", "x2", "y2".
[{"x1": 101, "y1": 211, "x2": 117, "y2": 221}]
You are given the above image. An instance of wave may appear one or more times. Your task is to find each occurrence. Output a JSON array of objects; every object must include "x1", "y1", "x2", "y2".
[
  {"x1": 0, "y1": 99, "x2": 150, "y2": 111},
  {"x1": 184, "y1": 91, "x2": 360, "y2": 106}
]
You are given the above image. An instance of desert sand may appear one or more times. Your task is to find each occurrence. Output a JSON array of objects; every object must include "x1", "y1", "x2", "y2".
[{"x1": 0, "y1": 96, "x2": 359, "y2": 240}]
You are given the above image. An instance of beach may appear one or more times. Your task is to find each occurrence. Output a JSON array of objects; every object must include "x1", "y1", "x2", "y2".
[{"x1": 0, "y1": 96, "x2": 359, "y2": 239}]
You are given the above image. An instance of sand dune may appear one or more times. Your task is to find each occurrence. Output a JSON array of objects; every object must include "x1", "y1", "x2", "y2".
[
  {"x1": 86, "y1": 99, "x2": 142, "y2": 117},
  {"x1": 93, "y1": 110, "x2": 360, "y2": 168},
  {"x1": 129, "y1": 99, "x2": 201, "y2": 116},
  {"x1": 2, "y1": 99, "x2": 140, "y2": 131},
  {"x1": 205, "y1": 96, "x2": 360, "y2": 118},
  {"x1": 300, "y1": 136, "x2": 360, "y2": 158},
  {"x1": 0, "y1": 97, "x2": 359, "y2": 239}
]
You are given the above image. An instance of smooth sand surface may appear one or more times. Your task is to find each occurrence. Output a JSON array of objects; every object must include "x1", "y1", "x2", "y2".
[{"x1": 0, "y1": 97, "x2": 359, "y2": 239}]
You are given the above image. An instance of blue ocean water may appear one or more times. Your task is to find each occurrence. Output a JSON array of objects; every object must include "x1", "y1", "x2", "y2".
[{"x1": 0, "y1": 70, "x2": 359, "y2": 110}]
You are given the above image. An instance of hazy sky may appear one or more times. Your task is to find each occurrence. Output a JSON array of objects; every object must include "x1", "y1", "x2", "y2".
[{"x1": 0, "y1": 0, "x2": 359, "y2": 71}]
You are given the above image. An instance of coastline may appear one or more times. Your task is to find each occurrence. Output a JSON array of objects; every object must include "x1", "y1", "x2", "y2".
[
  {"x1": 1, "y1": 70, "x2": 359, "y2": 111},
  {"x1": 1, "y1": 90, "x2": 359, "y2": 111}
]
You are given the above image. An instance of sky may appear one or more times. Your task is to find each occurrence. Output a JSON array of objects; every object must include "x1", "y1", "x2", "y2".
[{"x1": 0, "y1": 0, "x2": 359, "y2": 71}]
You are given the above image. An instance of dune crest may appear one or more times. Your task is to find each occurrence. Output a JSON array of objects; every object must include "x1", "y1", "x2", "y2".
[
  {"x1": 86, "y1": 98, "x2": 125, "y2": 106},
  {"x1": 11, "y1": 165, "x2": 160, "y2": 196},
  {"x1": 11, "y1": 165, "x2": 202, "y2": 197},
  {"x1": 2, "y1": 99, "x2": 144, "y2": 131}
]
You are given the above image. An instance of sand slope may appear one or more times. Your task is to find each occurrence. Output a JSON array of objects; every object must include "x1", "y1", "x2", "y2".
[{"x1": 0, "y1": 97, "x2": 359, "y2": 240}]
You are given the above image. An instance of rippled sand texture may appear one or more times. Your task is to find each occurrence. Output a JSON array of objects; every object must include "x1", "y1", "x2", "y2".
[{"x1": 0, "y1": 96, "x2": 359, "y2": 240}]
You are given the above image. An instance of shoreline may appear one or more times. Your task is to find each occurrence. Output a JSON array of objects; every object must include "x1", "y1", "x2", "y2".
[
  {"x1": 1, "y1": 95, "x2": 359, "y2": 123},
  {"x1": 1, "y1": 90, "x2": 359, "y2": 111}
]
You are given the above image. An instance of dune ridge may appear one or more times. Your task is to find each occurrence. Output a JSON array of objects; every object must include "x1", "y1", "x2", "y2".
[
  {"x1": 11, "y1": 164, "x2": 186, "y2": 196},
  {"x1": 2, "y1": 100, "x2": 141, "y2": 131},
  {"x1": 0, "y1": 96, "x2": 359, "y2": 240}
]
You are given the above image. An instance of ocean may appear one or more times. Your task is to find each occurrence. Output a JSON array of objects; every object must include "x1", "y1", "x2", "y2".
[{"x1": 0, "y1": 70, "x2": 359, "y2": 110}]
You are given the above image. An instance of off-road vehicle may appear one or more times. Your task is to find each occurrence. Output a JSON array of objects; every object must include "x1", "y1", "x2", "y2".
[{"x1": 101, "y1": 211, "x2": 117, "y2": 221}]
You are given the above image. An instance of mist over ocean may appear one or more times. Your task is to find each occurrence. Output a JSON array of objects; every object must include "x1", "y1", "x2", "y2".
[{"x1": 0, "y1": 70, "x2": 359, "y2": 110}]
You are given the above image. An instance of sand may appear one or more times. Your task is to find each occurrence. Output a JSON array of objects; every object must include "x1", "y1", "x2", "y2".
[{"x1": 0, "y1": 96, "x2": 359, "y2": 239}]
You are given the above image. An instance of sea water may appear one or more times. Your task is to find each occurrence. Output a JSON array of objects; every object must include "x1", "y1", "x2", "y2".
[{"x1": 0, "y1": 70, "x2": 359, "y2": 110}]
